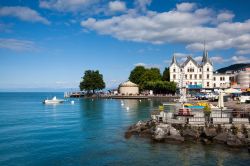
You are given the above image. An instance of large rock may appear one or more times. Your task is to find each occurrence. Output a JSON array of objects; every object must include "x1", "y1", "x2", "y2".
[
  {"x1": 165, "y1": 135, "x2": 184, "y2": 143},
  {"x1": 213, "y1": 132, "x2": 228, "y2": 144},
  {"x1": 227, "y1": 133, "x2": 245, "y2": 147},
  {"x1": 204, "y1": 128, "x2": 217, "y2": 138},
  {"x1": 182, "y1": 128, "x2": 200, "y2": 141},
  {"x1": 139, "y1": 128, "x2": 153, "y2": 138},
  {"x1": 153, "y1": 124, "x2": 170, "y2": 141},
  {"x1": 169, "y1": 126, "x2": 180, "y2": 136}
]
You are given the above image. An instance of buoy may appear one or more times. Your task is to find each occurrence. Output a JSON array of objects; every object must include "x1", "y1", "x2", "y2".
[
  {"x1": 139, "y1": 100, "x2": 141, "y2": 102},
  {"x1": 126, "y1": 107, "x2": 130, "y2": 111},
  {"x1": 71, "y1": 100, "x2": 75, "y2": 104},
  {"x1": 121, "y1": 103, "x2": 124, "y2": 106}
]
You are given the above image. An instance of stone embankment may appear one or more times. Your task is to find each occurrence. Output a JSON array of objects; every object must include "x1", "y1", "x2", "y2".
[{"x1": 125, "y1": 120, "x2": 250, "y2": 151}]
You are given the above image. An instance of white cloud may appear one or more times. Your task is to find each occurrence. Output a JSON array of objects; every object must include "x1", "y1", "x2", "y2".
[
  {"x1": 174, "y1": 52, "x2": 192, "y2": 58},
  {"x1": 176, "y1": 2, "x2": 196, "y2": 12},
  {"x1": 109, "y1": 1, "x2": 126, "y2": 12},
  {"x1": 134, "y1": 62, "x2": 146, "y2": 66},
  {"x1": 134, "y1": 0, "x2": 152, "y2": 12},
  {"x1": 81, "y1": 2, "x2": 250, "y2": 55},
  {"x1": 217, "y1": 11, "x2": 234, "y2": 22},
  {"x1": 134, "y1": 62, "x2": 161, "y2": 68},
  {"x1": 0, "y1": 38, "x2": 36, "y2": 51},
  {"x1": 231, "y1": 55, "x2": 250, "y2": 63},
  {"x1": 40, "y1": 0, "x2": 98, "y2": 12},
  {"x1": 0, "y1": 6, "x2": 50, "y2": 25},
  {"x1": 193, "y1": 56, "x2": 202, "y2": 62}
]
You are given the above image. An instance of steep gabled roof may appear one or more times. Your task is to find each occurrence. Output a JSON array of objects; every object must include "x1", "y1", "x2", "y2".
[
  {"x1": 170, "y1": 54, "x2": 180, "y2": 67},
  {"x1": 181, "y1": 56, "x2": 199, "y2": 67}
]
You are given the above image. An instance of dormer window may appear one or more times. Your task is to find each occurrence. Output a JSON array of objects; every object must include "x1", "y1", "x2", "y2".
[
  {"x1": 207, "y1": 68, "x2": 209, "y2": 71},
  {"x1": 173, "y1": 68, "x2": 176, "y2": 72},
  {"x1": 199, "y1": 68, "x2": 202, "y2": 72}
]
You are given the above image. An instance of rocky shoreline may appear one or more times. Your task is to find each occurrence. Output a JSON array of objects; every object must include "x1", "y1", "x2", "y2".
[{"x1": 125, "y1": 119, "x2": 250, "y2": 152}]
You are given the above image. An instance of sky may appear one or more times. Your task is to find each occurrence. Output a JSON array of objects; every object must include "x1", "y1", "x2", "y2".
[{"x1": 0, "y1": 0, "x2": 250, "y2": 91}]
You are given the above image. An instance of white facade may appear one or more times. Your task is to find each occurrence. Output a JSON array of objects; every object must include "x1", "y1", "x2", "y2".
[
  {"x1": 213, "y1": 73, "x2": 231, "y2": 88},
  {"x1": 119, "y1": 81, "x2": 139, "y2": 95},
  {"x1": 170, "y1": 50, "x2": 231, "y2": 89}
]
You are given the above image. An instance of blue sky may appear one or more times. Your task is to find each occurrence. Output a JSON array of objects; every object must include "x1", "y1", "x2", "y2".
[{"x1": 0, "y1": 0, "x2": 250, "y2": 91}]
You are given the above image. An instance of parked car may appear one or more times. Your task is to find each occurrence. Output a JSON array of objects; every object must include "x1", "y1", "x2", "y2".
[
  {"x1": 195, "y1": 93, "x2": 207, "y2": 100},
  {"x1": 240, "y1": 92, "x2": 250, "y2": 103}
]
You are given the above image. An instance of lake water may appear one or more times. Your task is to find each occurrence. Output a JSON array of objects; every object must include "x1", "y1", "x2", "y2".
[{"x1": 0, "y1": 92, "x2": 249, "y2": 166}]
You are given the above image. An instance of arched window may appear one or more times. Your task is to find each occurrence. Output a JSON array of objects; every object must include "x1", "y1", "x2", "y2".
[{"x1": 207, "y1": 67, "x2": 209, "y2": 71}]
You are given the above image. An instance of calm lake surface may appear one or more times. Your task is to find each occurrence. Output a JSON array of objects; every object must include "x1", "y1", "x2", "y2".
[{"x1": 0, "y1": 92, "x2": 249, "y2": 166}]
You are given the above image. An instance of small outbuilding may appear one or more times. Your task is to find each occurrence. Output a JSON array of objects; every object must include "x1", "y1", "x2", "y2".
[{"x1": 119, "y1": 81, "x2": 139, "y2": 95}]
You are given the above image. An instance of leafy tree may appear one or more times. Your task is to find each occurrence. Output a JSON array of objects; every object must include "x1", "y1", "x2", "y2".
[
  {"x1": 79, "y1": 70, "x2": 105, "y2": 93},
  {"x1": 162, "y1": 67, "x2": 170, "y2": 81},
  {"x1": 144, "y1": 81, "x2": 176, "y2": 94},
  {"x1": 129, "y1": 66, "x2": 146, "y2": 85},
  {"x1": 140, "y1": 68, "x2": 162, "y2": 89},
  {"x1": 141, "y1": 68, "x2": 161, "y2": 82}
]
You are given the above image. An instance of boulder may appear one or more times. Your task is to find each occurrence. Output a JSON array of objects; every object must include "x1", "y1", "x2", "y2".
[
  {"x1": 204, "y1": 128, "x2": 217, "y2": 138},
  {"x1": 182, "y1": 128, "x2": 200, "y2": 141},
  {"x1": 169, "y1": 126, "x2": 180, "y2": 136},
  {"x1": 139, "y1": 128, "x2": 152, "y2": 138},
  {"x1": 227, "y1": 134, "x2": 245, "y2": 147},
  {"x1": 153, "y1": 124, "x2": 170, "y2": 141},
  {"x1": 213, "y1": 132, "x2": 228, "y2": 144},
  {"x1": 236, "y1": 132, "x2": 245, "y2": 139},
  {"x1": 165, "y1": 135, "x2": 184, "y2": 143},
  {"x1": 201, "y1": 138, "x2": 212, "y2": 145}
]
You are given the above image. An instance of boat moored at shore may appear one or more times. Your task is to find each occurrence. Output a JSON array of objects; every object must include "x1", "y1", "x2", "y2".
[{"x1": 43, "y1": 96, "x2": 64, "y2": 104}]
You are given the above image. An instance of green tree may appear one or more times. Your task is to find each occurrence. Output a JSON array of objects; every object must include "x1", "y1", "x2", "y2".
[
  {"x1": 140, "y1": 68, "x2": 162, "y2": 89},
  {"x1": 162, "y1": 67, "x2": 170, "y2": 81},
  {"x1": 79, "y1": 70, "x2": 105, "y2": 93},
  {"x1": 144, "y1": 81, "x2": 176, "y2": 94},
  {"x1": 129, "y1": 66, "x2": 146, "y2": 85}
]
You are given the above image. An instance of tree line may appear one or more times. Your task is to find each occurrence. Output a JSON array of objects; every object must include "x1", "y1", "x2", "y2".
[
  {"x1": 79, "y1": 66, "x2": 176, "y2": 94},
  {"x1": 129, "y1": 66, "x2": 176, "y2": 94}
]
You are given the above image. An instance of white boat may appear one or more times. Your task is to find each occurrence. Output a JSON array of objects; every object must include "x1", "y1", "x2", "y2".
[{"x1": 43, "y1": 96, "x2": 64, "y2": 104}]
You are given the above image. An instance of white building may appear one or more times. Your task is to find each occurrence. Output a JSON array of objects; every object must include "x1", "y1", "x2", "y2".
[
  {"x1": 119, "y1": 81, "x2": 139, "y2": 95},
  {"x1": 213, "y1": 73, "x2": 231, "y2": 89},
  {"x1": 170, "y1": 49, "x2": 231, "y2": 89}
]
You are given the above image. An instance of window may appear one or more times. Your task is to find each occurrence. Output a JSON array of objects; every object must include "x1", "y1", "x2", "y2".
[
  {"x1": 213, "y1": 77, "x2": 216, "y2": 81},
  {"x1": 185, "y1": 74, "x2": 187, "y2": 79},
  {"x1": 207, "y1": 82, "x2": 209, "y2": 87},
  {"x1": 223, "y1": 77, "x2": 225, "y2": 81},
  {"x1": 180, "y1": 69, "x2": 182, "y2": 72},
  {"x1": 187, "y1": 69, "x2": 189, "y2": 72},
  {"x1": 207, "y1": 74, "x2": 209, "y2": 79},
  {"x1": 220, "y1": 77, "x2": 222, "y2": 81},
  {"x1": 173, "y1": 68, "x2": 176, "y2": 72},
  {"x1": 199, "y1": 74, "x2": 202, "y2": 79},
  {"x1": 194, "y1": 74, "x2": 197, "y2": 79},
  {"x1": 214, "y1": 83, "x2": 216, "y2": 87},
  {"x1": 173, "y1": 74, "x2": 176, "y2": 79},
  {"x1": 190, "y1": 74, "x2": 192, "y2": 79},
  {"x1": 199, "y1": 68, "x2": 202, "y2": 72},
  {"x1": 207, "y1": 68, "x2": 209, "y2": 71}
]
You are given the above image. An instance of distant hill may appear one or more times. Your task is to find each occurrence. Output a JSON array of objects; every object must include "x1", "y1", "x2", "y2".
[{"x1": 216, "y1": 63, "x2": 250, "y2": 73}]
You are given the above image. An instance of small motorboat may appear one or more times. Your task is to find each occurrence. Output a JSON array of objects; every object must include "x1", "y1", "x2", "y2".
[{"x1": 43, "y1": 96, "x2": 64, "y2": 104}]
